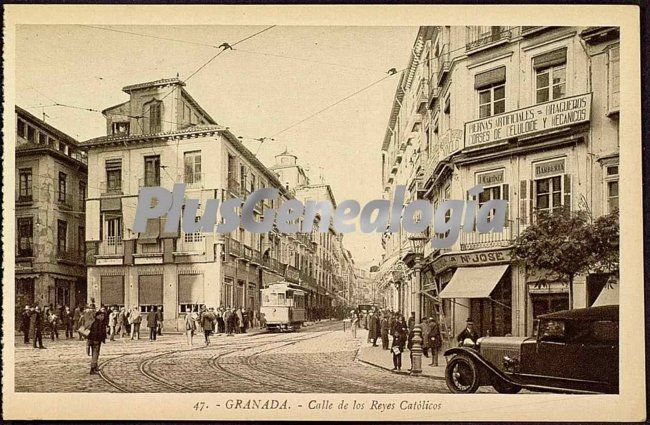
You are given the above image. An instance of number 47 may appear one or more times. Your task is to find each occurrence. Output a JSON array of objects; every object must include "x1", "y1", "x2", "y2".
[{"x1": 193, "y1": 402, "x2": 207, "y2": 411}]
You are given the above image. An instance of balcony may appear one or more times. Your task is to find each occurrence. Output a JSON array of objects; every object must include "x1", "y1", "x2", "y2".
[
  {"x1": 227, "y1": 237, "x2": 242, "y2": 258},
  {"x1": 56, "y1": 248, "x2": 84, "y2": 264},
  {"x1": 137, "y1": 240, "x2": 163, "y2": 255},
  {"x1": 428, "y1": 74, "x2": 440, "y2": 108},
  {"x1": 416, "y1": 77, "x2": 429, "y2": 114},
  {"x1": 459, "y1": 221, "x2": 514, "y2": 251},
  {"x1": 179, "y1": 172, "x2": 205, "y2": 189},
  {"x1": 16, "y1": 191, "x2": 34, "y2": 206},
  {"x1": 521, "y1": 26, "x2": 547, "y2": 37},
  {"x1": 138, "y1": 177, "x2": 161, "y2": 189},
  {"x1": 100, "y1": 181, "x2": 123, "y2": 196},
  {"x1": 466, "y1": 27, "x2": 512, "y2": 54},
  {"x1": 436, "y1": 45, "x2": 450, "y2": 86},
  {"x1": 98, "y1": 237, "x2": 124, "y2": 256},
  {"x1": 57, "y1": 192, "x2": 73, "y2": 209},
  {"x1": 227, "y1": 177, "x2": 241, "y2": 197},
  {"x1": 176, "y1": 233, "x2": 206, "y2": 254}
]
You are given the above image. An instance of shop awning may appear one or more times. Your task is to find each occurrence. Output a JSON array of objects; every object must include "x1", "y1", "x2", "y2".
[
  {"x1": 592, "y1": 281, "x2": 619, "y2": 307},
  {"x1": 440, "y1": 265, "x2": 509, "y2": 299}
]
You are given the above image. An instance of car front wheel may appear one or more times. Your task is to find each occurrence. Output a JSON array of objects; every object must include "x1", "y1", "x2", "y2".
[{"x1": 445, "y1": 355, "x2": 480, "y2": 393}]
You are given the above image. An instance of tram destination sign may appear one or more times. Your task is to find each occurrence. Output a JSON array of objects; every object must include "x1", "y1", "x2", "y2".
[{"x1": 464, "y1": 93, "x2": 592, "y2": 150}]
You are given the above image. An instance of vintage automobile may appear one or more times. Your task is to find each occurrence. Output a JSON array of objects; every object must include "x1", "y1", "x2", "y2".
[{"x1": 444, "y1": 305, "x2": 618, "y2": 394}]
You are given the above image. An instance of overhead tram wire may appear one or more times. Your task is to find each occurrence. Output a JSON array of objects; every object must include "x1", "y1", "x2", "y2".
[{"x1": 76, "y1": 25, "x2": 221, "y2": 49}]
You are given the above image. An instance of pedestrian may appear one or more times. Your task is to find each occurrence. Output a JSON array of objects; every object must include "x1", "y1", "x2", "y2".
[
  {"x1": 157, "y1": 305, "x2": 164, "y2": 336},
  {"x1": 48, "y1": 309, "x2": 60, "y2": 340},
  {"x1": 87, "y1": 310, "x2": 107, "y2": 375},
  {"x1": 388, "y1": 312, "x2": 396, "y2": 337},
  {"x1": 30, "y1": 305, "x2": 45, "y2": 349},
  {"x1": 201, "y1": 307, "x2": 215, "y2": 345},
  {"x1": 107, "y1": 307, "x2": 117, "y2": 341},
  {"x1": 420, "y1": 317, "x2": 431, "y2": 359},
  {"x1": 116, "y1": 307, "x2": 126, "y2": 338},
  {"x1": 21, "y1": 305, "x2": 32, "y2": 344},
  {"x1": 73, "y1": 305, "x2": 82, "y2": 339},
  {"x1": 79, "y1": 304, "x2": 95, "y2": 339},
  {"x1": 391, "y1": 315, "x2": 407, "y2": 372},
  {"x1": 380, "y1": 314, "x2": 389, "y2": 350},
  {"x1": 63, "y1": 306, "x2": 74, "y2": 338},
  {"x1": 407, "y1": 311, "x2": 416, "y2": 333},
  {"x1": 351, "y1": 311, "x2": 359, "y2": 339},
  {"x1": 130, "y1": 306, "x2": 142, "y2": 340},
  {"x1": 428, "y1": 316, "x2": 442, "y2": 366},
  {"x1": 147, "y1": 306, "x2": 159, "y2": 341},
  {"x1": 369, "y1": 311, "x2": 380, "y2": 347},
  {"x1": 216, "y1": 307, "x2": 225, "y2": 334},
  {"x1": 259, "y1": 311, "x2": 266, "y2": 329},
  {"x1": 456, "y1": 318, "x2": 479, "y2": 346},
  {"x1": 236, "y1": 307, "x2": 244, "y2": 334},
  {"x1": 407, "y1": 323, "x2": 415, "y2": 371},
  {"x1": 185, "y1": 307, "x2": 197, "y2": 346}
]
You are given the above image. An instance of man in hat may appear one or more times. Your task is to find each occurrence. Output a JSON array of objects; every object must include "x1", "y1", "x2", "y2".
[
  {"x1": 88, "y1": 310, "x2": 107, "y2": 374},
  {"x1": 21, "y1": 305, "x2": 32, "y2": 344},
  {"x1": 30, "y1": 306, "x2": 45, "y2": 349},
  {"x1": 456, "y1": 318, "x2": 479, "y2": 346},
  {"x1": 428, "y1": 316, "x2": 443, "y2": 366}
]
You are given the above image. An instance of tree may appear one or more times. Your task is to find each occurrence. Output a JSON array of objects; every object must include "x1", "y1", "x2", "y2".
[{"x1": 513, "y1": 207, "x2": 616, "y2": 309}]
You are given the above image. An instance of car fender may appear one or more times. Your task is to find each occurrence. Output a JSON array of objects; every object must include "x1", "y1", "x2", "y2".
[{"x1": 444, "y1": 347, "x2": 519, "y2": 387}]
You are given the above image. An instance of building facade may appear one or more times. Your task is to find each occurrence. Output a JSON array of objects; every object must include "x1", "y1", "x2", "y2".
[
  {"x1": 83, "y1": 78, "x2": 357, "y2": 330},
  {"x1": 15, "y1": 106, "x2": 88, "y2": 321},
  {"x1": 378, "y1": 26, "x2": 619, "y2": 340}
]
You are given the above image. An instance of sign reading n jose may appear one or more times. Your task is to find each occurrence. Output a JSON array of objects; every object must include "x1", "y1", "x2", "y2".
[{"x1": 464, "y1": 93, "x2": 592, "y2": 150}]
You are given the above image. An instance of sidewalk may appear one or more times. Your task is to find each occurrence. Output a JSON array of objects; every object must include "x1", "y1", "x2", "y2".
[{"x1": 353, "y1": 329, "x2": 446, "y2": 380}]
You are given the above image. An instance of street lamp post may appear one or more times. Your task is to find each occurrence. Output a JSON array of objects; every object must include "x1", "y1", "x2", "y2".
[{"x1": 408, "y1": 234, "x2": 427, "y2": 376}]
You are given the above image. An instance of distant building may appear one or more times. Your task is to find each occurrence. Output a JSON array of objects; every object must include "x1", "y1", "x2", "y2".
[{"x1": 15, "y1": 106, "x2": 88, "y2": 318}]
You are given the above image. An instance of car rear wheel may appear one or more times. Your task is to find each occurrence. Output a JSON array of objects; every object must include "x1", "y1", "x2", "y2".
[
  {"x1": 445, "y1": 355, "x2": 480, "y2": 393},
  {"x1": 492, "y1": 380, "x2": 521, "y2": 394}
]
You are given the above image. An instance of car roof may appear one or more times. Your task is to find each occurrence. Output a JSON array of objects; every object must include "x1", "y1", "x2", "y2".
[{"x1": 539, "y1": 305, "x2": 618, "y2": 321}]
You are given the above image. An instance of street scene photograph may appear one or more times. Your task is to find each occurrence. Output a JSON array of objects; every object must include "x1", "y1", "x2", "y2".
[{"x1": 10, "y1": 20, "x2": 624, "y2": 400}]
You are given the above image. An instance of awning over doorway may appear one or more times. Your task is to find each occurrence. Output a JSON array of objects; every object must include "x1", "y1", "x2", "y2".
[
  {"x1": 592, "y1": 281, "x2": 619, "y2": 307},
  {"x1": 439, "y1": 265, "x2": 509, "y2": 299}
]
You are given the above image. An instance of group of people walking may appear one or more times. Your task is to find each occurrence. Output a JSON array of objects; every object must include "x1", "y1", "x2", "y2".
[
  {"x1": 183, "y1": 306, "x2": 261, "y2": 346},
  {"x1": 351, "y1": 308, "x2": 444, "y2": 373}
]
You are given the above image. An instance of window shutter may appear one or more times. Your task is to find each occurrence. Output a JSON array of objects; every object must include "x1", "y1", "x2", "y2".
[
  {"x1": 178, "y1": 275, "x2": 204, "y2": 304},
  {"x1": 529, "y1": 181, "x2": 535, "y2": 224},
  {"x1": 533, "y1": 48, "x2": 567, "y2": 69},
  {"x1": 502, "y1": 183, "x2": 509, "y2": 222},
  {"x1": 519, "y1": 180, "x2": 527, "y2": 225},
  {"x1": 563, "y1": 174, "x2": 572, "y2": 210},
  {"x1": 138, "y1": 275, "x2": 163, "y2": 305},
  {"x1": 474, "y1": 66, "x2": 506, "y2": 90},
  {"x1": 101, "y1": 276, "x2": 124, "y2": 306}
]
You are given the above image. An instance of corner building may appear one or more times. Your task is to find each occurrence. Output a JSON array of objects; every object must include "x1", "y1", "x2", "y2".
[
  {"x1": 379, "y1": 27, "x2": 619, "y2": 340},
  {"x1": 15, "y1": 106, "x2": 88, "y2": 320}
]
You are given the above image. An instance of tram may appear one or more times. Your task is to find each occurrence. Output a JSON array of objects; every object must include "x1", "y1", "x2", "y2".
[{"x1": 260, "y1": 282, "x2": 307, "y2": 332}]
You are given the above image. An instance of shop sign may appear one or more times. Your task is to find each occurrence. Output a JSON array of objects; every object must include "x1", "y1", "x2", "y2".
[
  {"x1": 432, "y1": 248, "x2": 512, "y2": 273},
  {"x1": 464, "y1": 93, "x2": 591, "y2": 150},
  {"x1": 439, "y1": 129, "x2": 464, "y2": 159},
  {"x1": 534, "y1": 158, "x2": 565, "y2": 178},
  {"x1": 96, "y1": 258, "x2": 124, "y2": 266},
  {"x1": 476, "y1": 169, "x2": 505, "y2": 186},
  {"x1": 285, "y1": 265, "x2": 300, "y2": 283}
]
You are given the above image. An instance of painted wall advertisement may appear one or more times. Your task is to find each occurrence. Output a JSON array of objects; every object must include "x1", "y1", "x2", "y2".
[{"x1": 464, "y1": 93, "x2": 592, "y2": 150}]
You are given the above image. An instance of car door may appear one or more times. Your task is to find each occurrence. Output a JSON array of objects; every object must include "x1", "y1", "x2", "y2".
[{"x1": 575, "y1": 320, "x2": 619, "y2": 392}]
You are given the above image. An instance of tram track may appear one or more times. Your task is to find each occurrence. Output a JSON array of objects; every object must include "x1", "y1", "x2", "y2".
[{"x1": 207, "y1": 330, "x2": 338, "y2": 392}]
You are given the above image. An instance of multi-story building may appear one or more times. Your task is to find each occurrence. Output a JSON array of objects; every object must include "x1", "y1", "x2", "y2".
[
  {"x1": 270, "y1": 150, "x2": 357, "y2": 310},
  {"x1": 83, "y1": 78, "x2": 358, "y2": 329},
  {"x1": 15, "y1": 106, "x2": 88, "y2": 321},
  {"x1": 379, "y1": 26, "x2": 619, "y2": 339}
]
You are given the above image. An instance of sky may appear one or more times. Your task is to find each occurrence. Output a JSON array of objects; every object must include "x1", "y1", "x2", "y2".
[{"x1": 16, "y1": 24, "x2": 418, "y2": 269}]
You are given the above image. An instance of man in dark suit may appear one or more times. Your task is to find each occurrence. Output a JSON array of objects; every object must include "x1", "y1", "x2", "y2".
[
  {"x1": 21, "y1": 306, "x2": 32, "y2": 344},
  {"x1": 456, "y1": 318, "x2": 480, "y2": 345},
  {"x1": 147, "y1": 306, "x2": 159, "y2": 341}
]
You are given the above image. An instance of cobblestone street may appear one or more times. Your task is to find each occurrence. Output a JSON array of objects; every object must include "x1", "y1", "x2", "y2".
[{"x1": 13, "y1": 321, "x2": 485, "y2": 394}]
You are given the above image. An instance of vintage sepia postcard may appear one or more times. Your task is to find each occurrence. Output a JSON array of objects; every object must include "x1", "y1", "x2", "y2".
[{"x1": 2, "y1": 4, "x2": 645, "y2": 422}]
